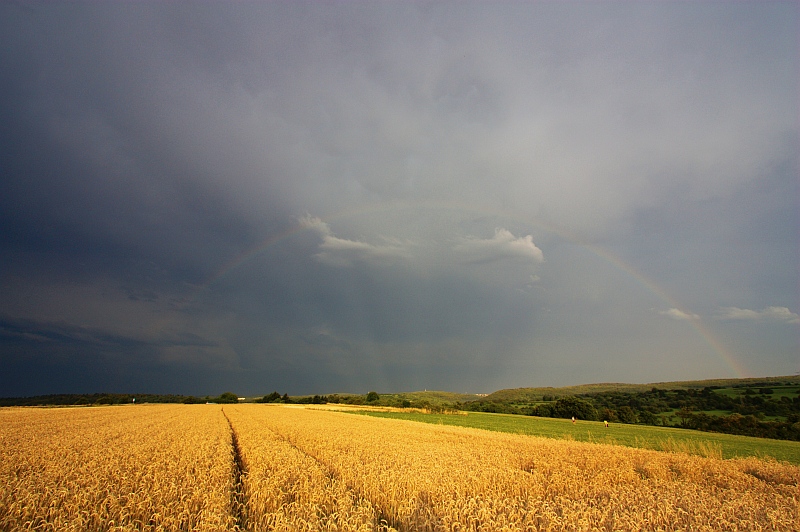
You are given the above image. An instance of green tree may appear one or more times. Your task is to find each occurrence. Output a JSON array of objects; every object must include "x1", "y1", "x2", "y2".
[
  {"x1": 676, "y1": 406, "x2": 694, "y2": 428},
  {"x1": 550, "y1": 396, "x2": 598, "y2": 421},
  {"x1": 616, "y1": 406, "x2": 638, "y2": 424},
  {"x1": 258, "y1": 391, "x2": 281, "y2": 403},
  {"x1": 601, "y1": 408, "x2": 617, "y2": 422},
  {"x1": 638, "y1": 410, "x2": 658, "y2": 425},
  {"x1": 366, "y1": 391, "x2": 380, "y2": 403},
  {"x1": 216, "y1": 392, "x2": 239, "y2": 404}
]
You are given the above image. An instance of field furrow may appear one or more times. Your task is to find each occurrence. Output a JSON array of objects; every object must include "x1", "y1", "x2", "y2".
[
  {"x1": 225, "y1": 404, "x2": 800, "y2": 532},
  {"x1": 3, "y1": 404, "x2": 798, "y2": 531},
  {"x1": 223, "y1": 406, "x2": 382, "y2": 531}
]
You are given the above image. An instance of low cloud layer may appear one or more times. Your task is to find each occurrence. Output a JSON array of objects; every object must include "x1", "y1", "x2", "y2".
[
  {"x1": 716, "y1": 307, "x2": 800, "y2": 324},
  {"x1": 660, "y1": 308, "x2": 701, "y2": 321},
  {"x1": 300, "y1": 214, "x2": 413, "y2": 267},
  {"x1": 454, "y1": 229, "x2": 544, "y2": 264}
]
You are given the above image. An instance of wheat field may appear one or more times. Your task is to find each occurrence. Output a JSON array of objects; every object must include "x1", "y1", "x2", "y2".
[
  {"x1": 0, "y1": 405, "x2": 234, "y2": 531},
  {"x1": 1, "y1": 404, "x2": 797, "y2": 531}
]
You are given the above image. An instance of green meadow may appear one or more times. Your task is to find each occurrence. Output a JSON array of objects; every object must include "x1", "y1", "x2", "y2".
[{"x1": 353, "y1": 410, "x2": 800, "y2": 465}]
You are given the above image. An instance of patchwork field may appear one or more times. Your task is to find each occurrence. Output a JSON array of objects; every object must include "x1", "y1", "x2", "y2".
[
  {"x1": 1, "y1": 404, "x2": 798, "y2": 531},
  {"x1": 352, "y1": 409, "x2": 800, "y2": 464}
]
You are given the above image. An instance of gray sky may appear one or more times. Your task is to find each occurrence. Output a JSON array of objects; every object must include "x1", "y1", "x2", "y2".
[{"x1": 1, "y1": 1, "x2": 797, "y2": 396}]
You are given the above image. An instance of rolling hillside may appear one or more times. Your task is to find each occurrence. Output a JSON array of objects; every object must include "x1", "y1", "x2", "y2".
[{"x1": 478, "y1": 375, "x2": 800, "y2": 403}]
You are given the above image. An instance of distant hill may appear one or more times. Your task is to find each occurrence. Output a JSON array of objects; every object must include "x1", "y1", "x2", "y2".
[
  {"x1": 479, "y1": 375, "x2": 800, "y2": 403},
  {"x1": 4, "y1": 376, "x2": 797, "y2": 409},
  {"x1": 340, "y1": 377, "x2": 800, "y2": 406}
]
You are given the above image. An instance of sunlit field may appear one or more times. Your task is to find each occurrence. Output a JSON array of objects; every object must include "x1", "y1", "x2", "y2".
[
  {"x1": 0, "y1": 405, "x2": 234, "y2": 531},
  {"x1": 2, "y1": 404, "x2": 798, "y2": 531},
  {"x1": 350, "y1": 409, "x2": 800, "y2": 464}
]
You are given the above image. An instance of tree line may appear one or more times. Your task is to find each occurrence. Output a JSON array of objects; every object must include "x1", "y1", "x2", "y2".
[
  {"x1": 461, "y1": 385, "x2": 800, "y2": 441},
  {"x1": 6, "y1": 384, "x2": 799, "y2": 442},
  {"x1": 0, "y1": 392, "x2": 236, "y2": 406}
]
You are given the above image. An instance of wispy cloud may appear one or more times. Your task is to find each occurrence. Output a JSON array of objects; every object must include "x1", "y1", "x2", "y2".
[
  {"x1": 716, "y1": 307, "x2": 799, "y2": 324},
  {"x1": 453, "y1": 228, "x2": 544, "y2": 264},
  {"x1": 659, "y1": 308, "x2": 701, "y2": 321},
  {"x1": 299, "y1": 214, "x2": 411, "y2": 267}
]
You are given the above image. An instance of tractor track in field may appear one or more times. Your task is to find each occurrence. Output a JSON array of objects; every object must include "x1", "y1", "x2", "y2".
[
  {"x1": 222, "y1": 408, "x2": 248, "y2": 531},
  {"x1": 265, "y1": 425, "x2": 406, "y2": 531}
]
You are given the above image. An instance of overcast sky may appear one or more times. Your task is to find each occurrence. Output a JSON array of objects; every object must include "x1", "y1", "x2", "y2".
[{"x1": 1, "y1": 1, "x2": 797, "y2": 397}]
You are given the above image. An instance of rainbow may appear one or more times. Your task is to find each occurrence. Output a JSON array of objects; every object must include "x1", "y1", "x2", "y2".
[
  {"x1": 198, "y1": 200, "x2": 747, "y2": 378},
  {"x1": 200, "y1": 223, "x2": 313, "y2": 289},
  {"x1": 582, "y1": 242, "x2": 748, "y2": 378}
]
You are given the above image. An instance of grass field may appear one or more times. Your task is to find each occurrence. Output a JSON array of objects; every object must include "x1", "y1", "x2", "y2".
[
  {"x1": 376, "y1": 390, "x2": 483, "y2": 404},
  {"x1": 352, "y1": 410, "x2": 800, "y2": 464}
]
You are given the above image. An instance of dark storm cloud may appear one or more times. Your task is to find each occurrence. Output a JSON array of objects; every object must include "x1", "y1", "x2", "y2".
[
  {"x1": 0, "y1": 314, "x2": 228, "y2": 396},
  {"x1": 0, "y1": 1, "x2": 796, "y2": 396},
  {"x1": 1, "y1": 3, "x2": 288, "y2": 274}
]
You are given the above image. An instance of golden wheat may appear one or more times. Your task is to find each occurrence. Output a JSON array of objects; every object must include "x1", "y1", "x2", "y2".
[
  {"x1": 222, "y1": 406, "x2": 381, "y2": 531},
  {"x1": 225, "y1": 404, "x2": 799, "y2": 531},
  {"x1": 2, "y1": 404, "x2": 798, "y2": 531},
  {"x1": 0, "y1": 405, "x2": 234, "y2": 531}
]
